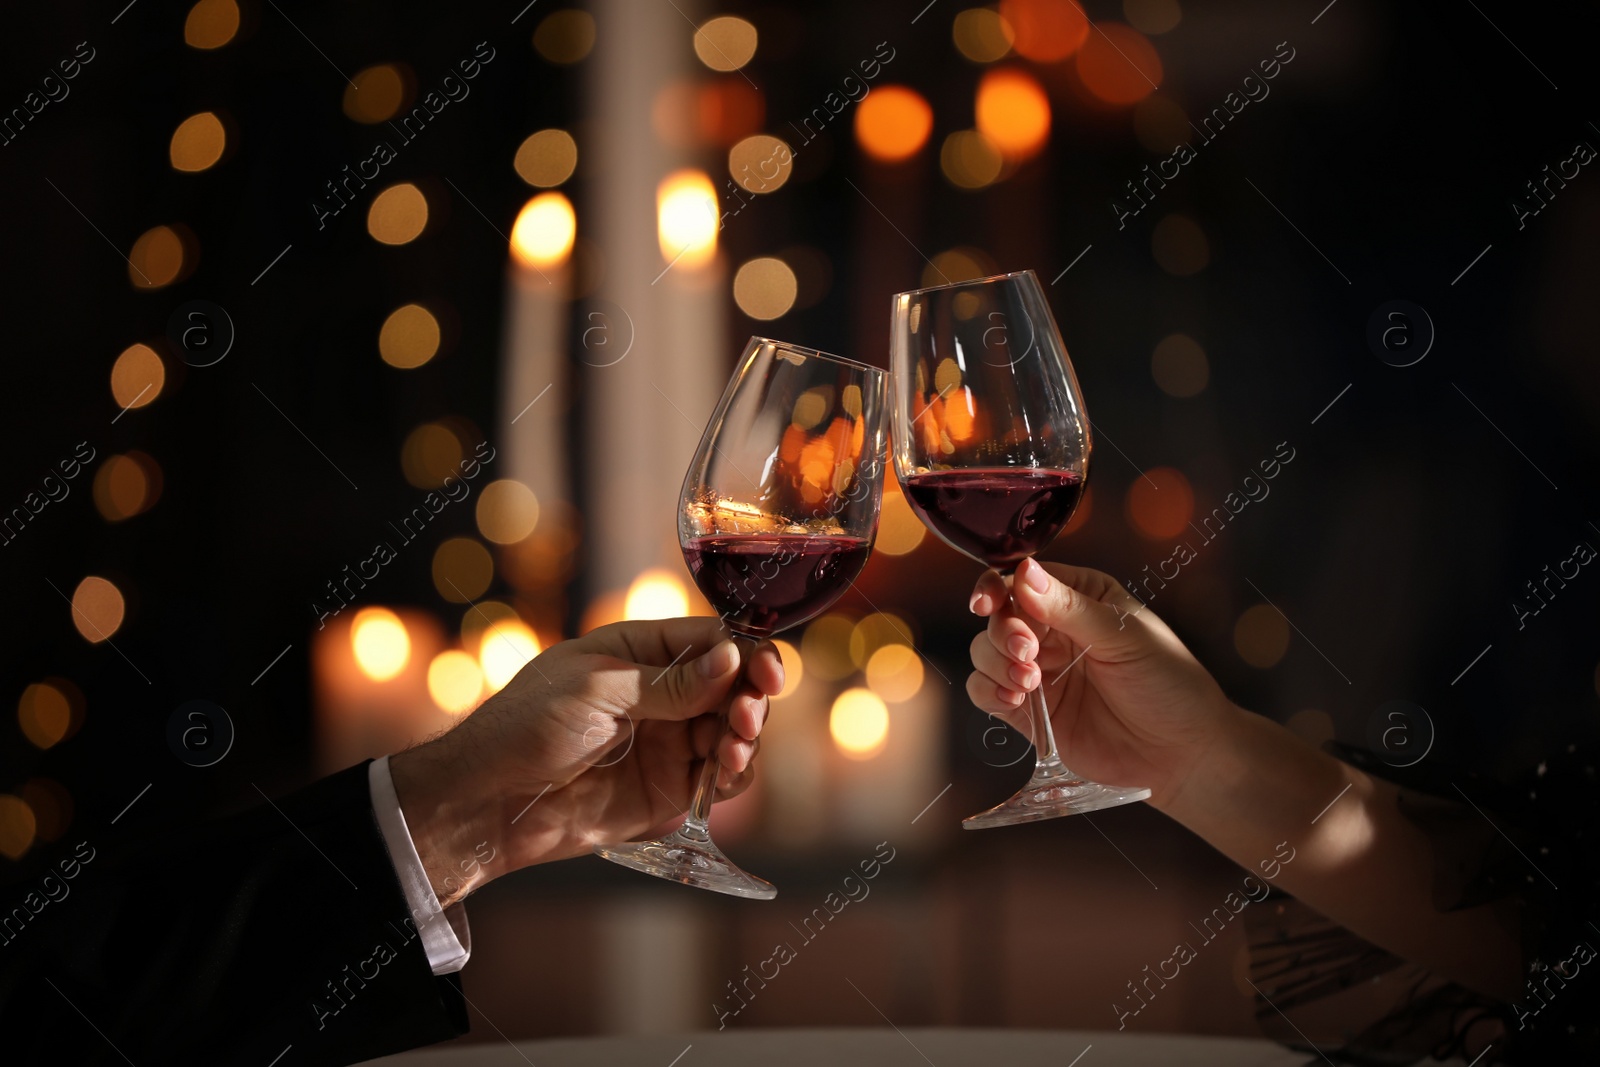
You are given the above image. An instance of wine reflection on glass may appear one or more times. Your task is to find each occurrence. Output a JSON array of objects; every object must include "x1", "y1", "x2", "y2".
[
  {"x1": 593, "y1": 337, "x2": 887, "y2": 898},
  {"x1": 889, "y1": 269, "x2": 1152, "y2": 829}
]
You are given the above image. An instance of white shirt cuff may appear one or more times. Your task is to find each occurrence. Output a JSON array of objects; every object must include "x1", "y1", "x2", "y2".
[{"x1": 368, "y1": 755, "x2": 471, "y2": 975}]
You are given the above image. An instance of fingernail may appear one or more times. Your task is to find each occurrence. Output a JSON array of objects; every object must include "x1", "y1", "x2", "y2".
[
  {"x1": 697, "y1": 640, "x2": 737, "y2": 677},
  {"x1": 969, "y1": 591, "x2": 984, "y2": 614},
  {"x1": 1003, "y1": 688, "x2": 1025, "y2": 706},
  {"x1": 1008, "y1": 663, "x2": 1035, "y2": 690},
  {"x1": 1007, "y1": 635, "x2": 1032, "y2": 660},
  {"x1": 1021, "y1": 558, "x2": 1049, "y2": 593}
]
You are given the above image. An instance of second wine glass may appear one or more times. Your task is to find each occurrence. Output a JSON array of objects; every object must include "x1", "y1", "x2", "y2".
[{"x1": 889, "y1": 270, "x2": 1151, "y2": 829}]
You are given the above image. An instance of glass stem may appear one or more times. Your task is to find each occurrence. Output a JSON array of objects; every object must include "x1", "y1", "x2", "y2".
[
  {"x1": 679, "y1": 633, "x2": 756, "y2": 840},
  {"x1": 1013, "y1": 589, "x2": 1072, "y2": 782}
]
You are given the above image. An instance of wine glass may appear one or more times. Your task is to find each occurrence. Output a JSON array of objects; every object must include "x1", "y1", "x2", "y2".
[
  {"x1": 889, "y1": 270, "x2": 1151, "y2": 829},
  {"x1": 594, "y1": 337, "x2": 887, "y2": 898}
]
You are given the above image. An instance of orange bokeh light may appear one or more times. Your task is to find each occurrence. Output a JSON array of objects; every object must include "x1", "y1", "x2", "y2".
[
  {"x1": 1125, "y1": 466, "x2": 1194, "y2": 540},
  {"x1": 854, "y1": 85, "x2": 933, "y2": 163},
  {"x1": 1062, "y1": 484, "x2": 1093, "y2": 535},
  {"x1": 1000, "y1": 0, "x2": 1089, "y2": 62},
  {"x1": 976, "y1": 68, "x2": 1051, "y2": 161},
  {"x1": 1076, "y1": 22, "x2": 1163, "y2": 105}
]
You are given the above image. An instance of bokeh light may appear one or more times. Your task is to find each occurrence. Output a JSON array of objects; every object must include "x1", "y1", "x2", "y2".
[
  {"x1": 1000, "y1": 0, "x2": 1089, "y2": 61},
  {"x1": 110, "y1": 343, "x2": 164, "y2": 409},
  {"x1": 1152, "y1": 213, "x2": 1210, "y2": 275},
  {"x1": 976, "y1": 68, "x2": 1051, "y2": 161},
  {"x1": 855, "y1": 86, "x2": 933, "y2": 163},
  {"x1": 850, "y1": 613, "x2": 913, "y2": 668},
  {"x1": 378, "y1": 304, "x2": 441, "y2": 369},
  {"x1": 0, "y1": 795, "x2": 37, "y2": 861},
  {"x1": 940, "y1": 130, "x2": 1004, "y2": 189},
  {"x1": 479, "y1": 618, "x2": 541, "y2": 690},
  {"x1": 476, "y1": 479, "x2": 541, "y2": 544},
  {"x1": 169, "y1": 112, "x2": 226, "y2": 172},
  {"x1": 343, "y1": 64, "x2": 409, "y2": 124},
  {"x1": 732, "y1": 257, "x2": 798, "y2": 320},
  {"x1": 866, "y1": 644, "x2": 925, "y2": 702},
  {"x1": 512, "y1": 191, "x2": 577, "y2": 269},
  {"x1": 802, "y1": 613, "x2": 857, "y2": 681},
  {"x1": 351, "y1": 607, "x2": 410, "y2": 681},
  {"x1": 1076, "y1": 22, "x2": 1163, "y2": 105},
  {"x1": 70, "y1": 576, "x2": 125, "y2": 643},
  {"x1": 534, "y1": 9, "x2": 597, "y2": 65},
  {"x1": 128, "y1": 225, "x2": 189, "y2": 289},
  {"x1": 771, "y1": 639, "x2": 803, "y2": 699},
  {"x1": 1124, "y1": 0, "x2": 1183, "y2": 35},
  {"x1": 367, "y1": 183, "x2": 429, "y2": 245},
  {"x1": 1235, "y1": 604, "x2": 1290, "y2": 668},
  {"x1": 625, "y1": 569, "x2": 690, "y2": 621},
  {"x1": 401, "y1": 422, "x2": 465, "y2": 488},
  {"x1": 1152, "y1": 333, "x2": 1209, "y2": 397},
  {"x1": 830, "y1": 688, "x2": 890, "y2": 759},
  {"x1": 433, "y1": 537, "x2": 494, "y2": 603},
  {"x1": 657, "y1": 170, "x2": 718, "y2": 270},
  {"x1": 1124, "y1": 466, "x2": 1194, "y2": 540},
  {"x1": 728, "y1": 134, "x2": 793, "y2": 194},
  {"x1": 694, "y1": 15, "x2": 758, "y2": 71},
  {"x1": 953, "y1": 7, "x2": 1015, "y2": 63},
  {"x1": 18, "y1": 680, "x2": 81, "y2": 750},
  {"x1": 1063, "y1": 483, "x2": 1094, "y2": 535},
  {"x1": 19, "y1": 778, "x2": 73, "y2": 843},
  {"x1": 92, "y1": 452, "x2": 161, "y2": 522},
  {"x1": 428, "y1": 650, "x2": 485, "y2": 714},
  {"x1": 514, "y1": 129, "x2": 579, "y2": 188},
  {"x1": 184, "y1": 0, "x2": 240, "y2": 50},
  {"x1": 874, "y1": 482, "x2": 927, "y2": 555}
]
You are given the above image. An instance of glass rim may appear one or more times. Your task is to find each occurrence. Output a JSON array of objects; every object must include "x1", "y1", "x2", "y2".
[
  {"x1": 747, "y1": 336, "x2": 884, "y2": 377},
  {"x1": 892, "y1": 268, "x2": 1038, "y2": 299}
]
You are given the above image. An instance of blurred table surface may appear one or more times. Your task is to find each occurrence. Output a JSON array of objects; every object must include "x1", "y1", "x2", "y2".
[{"x1": 368, "y1": 1027, "x2": 1465, "y2": 1066}]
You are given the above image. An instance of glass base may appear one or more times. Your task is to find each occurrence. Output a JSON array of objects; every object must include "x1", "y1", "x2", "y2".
[
  {"x1": 963, "y1": 762, "x2": 1151, "y2": 829},
  {"x1": 593, "y1": 828, "x2": 777, "y2": 900}
]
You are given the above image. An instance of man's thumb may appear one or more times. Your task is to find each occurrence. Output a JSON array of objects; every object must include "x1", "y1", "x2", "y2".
[{"x1": 634, "y1": 638, "x2": 741, "y2": 721}]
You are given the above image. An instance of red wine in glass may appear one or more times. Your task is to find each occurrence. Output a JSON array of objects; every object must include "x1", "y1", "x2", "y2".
[
  {"x1": 684, "y1": 534, "x2": 872, "y2": 638},
  {"x1": 901, "y1": 468, "x2": 1082, "y2": 572}
]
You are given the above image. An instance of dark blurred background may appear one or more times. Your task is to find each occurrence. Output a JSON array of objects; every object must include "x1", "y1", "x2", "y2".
[{"x1": 3, "y1": 0, "x2": 1596, "y2": 1047}]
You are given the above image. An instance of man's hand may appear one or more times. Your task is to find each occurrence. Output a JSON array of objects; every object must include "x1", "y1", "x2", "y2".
[{"x1": 389, "y1": 617, "x2": 783, "y2": 906}]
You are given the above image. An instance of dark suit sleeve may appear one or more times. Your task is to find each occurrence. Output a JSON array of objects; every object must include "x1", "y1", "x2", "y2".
[{"x1": 0, "y1": 761, "x2": 469, "y2": 1066}]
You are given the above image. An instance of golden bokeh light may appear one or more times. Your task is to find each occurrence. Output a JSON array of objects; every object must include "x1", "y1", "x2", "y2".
[
  {"x1": 1000, "y1": 0, "x2": 1089, "y2": 61},
  {"x1": 854, "y1": 86, "x2": 933, "y2": 163},
  {"x1": 830, "y1": 688, "x2": 890, "y2": 759},
  {"x1": 657, "y1": 170, "x2": 718, "y2": 270},
  {"x1": 110, "y1": 343, "x2": 165, "y2": 409},
  {"x1": 433, "y1": 537, "x2": 494, "y2": 603},
  {"x1": 401, "y1": 422, "x2": 464, "y2": 488},
  {"x1": 1077, "y1": 22, "x2": 1163, "y2": 105},
  {"x1": 476, "y1": 479, "x2": 541, "y2": 544},
  {"x1": 1063, "y1": 483, "x2": 1094, "y2": 535},
  {"x1": 70, "y1": 576, "x2": 125, "y2": 643},
  {"x1": 921, "y1": 247, "x2": 993, "y2": 290},
  {"x1": 367, "y1": 183, "x2": 429, "y2": 245},
  {"x1": 728, "y1": 134, "x2": 793, "y2": 194},
  {"x1": 184, "y1": 0, "x2": 240, "y2": 50},
  {"x1": 1152, "y1": 333, "x2": 1208, "y2": 397},
  {"x1": 351, "y1": 607, "x2": 410, "y2": 682},
  {"x1": 128, "y1": 225, "x2": 189, "y2": 289},
  {"x1": 92, "y1": 452, "x2": 161, "y2": 522},
  {"x1": 1235, "y1": 604, "x2": 1290, "y2": 669},
  {"x1": 694, "y1": 15, "x2": 758, "y2": 72},
  {"x1": 976, "y1": 68, "x2": 1051, "y2": 160},
  {"x1": 343, "y1": 64, "x2": 408, "y2": 124},
  {"x1": 0, "y1": 795, "x2": 37, "y2": 861},
  {"x1": 771, "y1": 638, "x2": 803, "y2": 699},
  {"x1": 511, "y1": 191, "x2": 577, "y2": 269},
  {"x1": 954, "y1": 7, "x2": 1016, "y2": 62},
  {"x1": 625, "y1": 569, "x2": 690, "y2": 621},
  {"x1": 874, "y1": 482, "x2": 927, "y2": 555},
  {"x1": 460, "y1": 600, "x2": 520, "y2": 646},
  {"x1": 1152, "y1": 213, "x2": 1210, "y2": 276},
  {"x1": 940, "y1": 129, "x2": 1004, "y2": 189},
  {"x1": 802, "y1": 613, "x2": 857, "y2": 681},
  {"x1": 866, "y1": 644, "x2": 925, "y2": 703},
  {"x1": 378, "y1": 304, "x2": 441, "y2": 369},
  {"x1": 732, "y1": 257, "x2": 798, "y2": 320},
  {"x1": 428, "y1": 650, "x2": 485, "y2": 714},
  {"x1": 850, "y1": 613, "x2": 913, "y2": 668},
  {"x1": 169, "y1": 111, "x2": 227, "y2": 172},
  {"x1": 1133, "y1": 94, "x2": 1190, "y2": 153},
  {"x1": 534, "y1": 9, "x2": 597, "y2": 65},
  {"x1": 18, "y1": 681, "x2": 78, "y2": 750},
  {"x1": 1125, "y1": 0, "x2": 1183, "y2": 35},
  {"x1": 514, "y1": 129, "x2": 579, "y2": 188},
  {"x1": 479, "y1": 618, "x2": 541, "y2": 691},
  {"x1": 20, "y1": 778, "x2": 72, "y2": 844},
  {"x1": 1124, "y1": 466, "x2": 1194, "y2": 540}
]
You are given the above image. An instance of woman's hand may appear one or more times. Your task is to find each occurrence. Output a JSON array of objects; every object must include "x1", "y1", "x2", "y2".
[
  {"x1": 967, "y1": 557, "x2": 1239, "y2": 808},
  {"x1": 390, "y1": 617, "x2": 783, "y2": 904}
]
